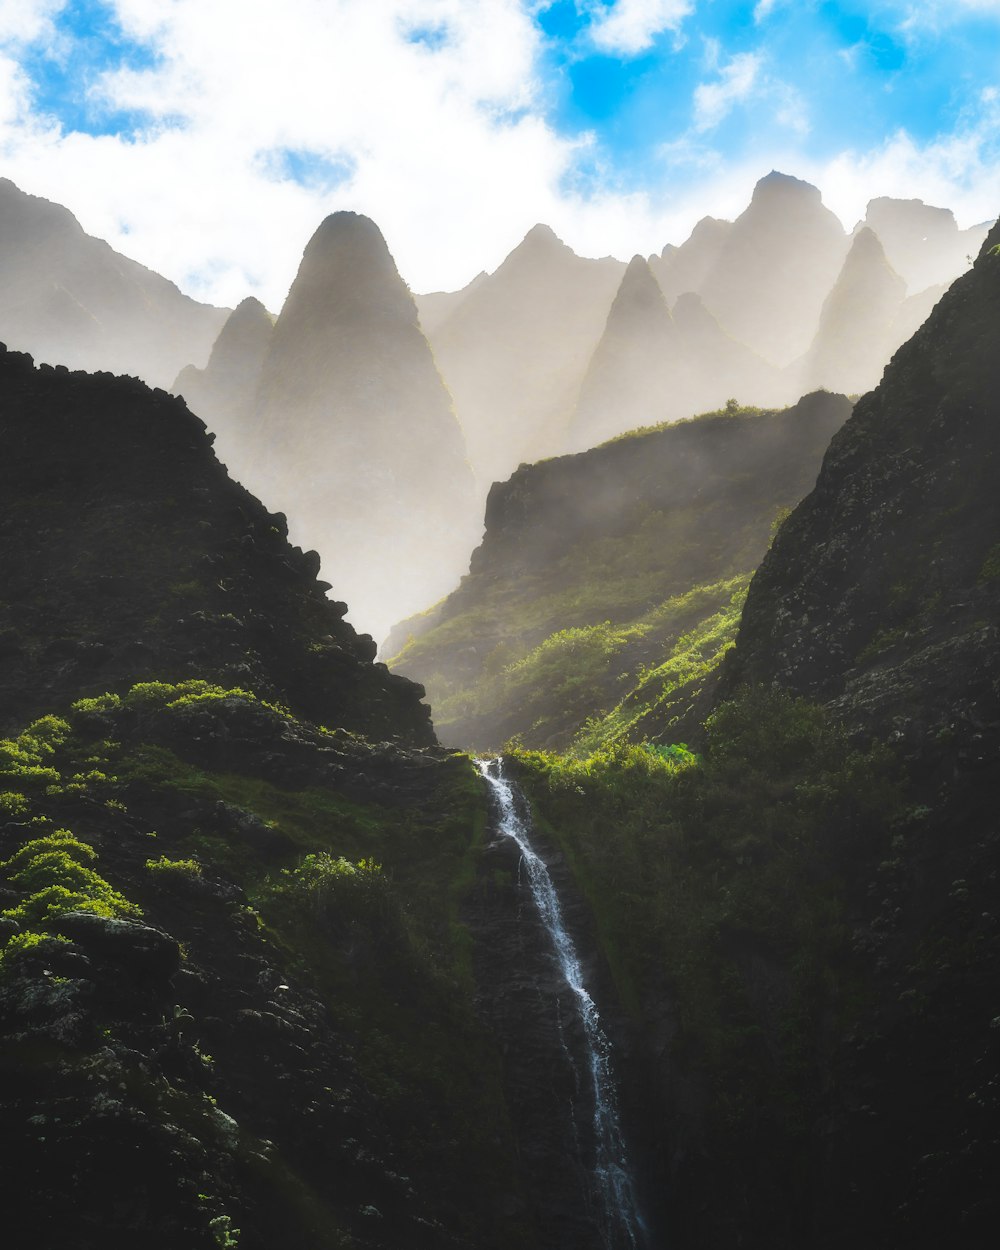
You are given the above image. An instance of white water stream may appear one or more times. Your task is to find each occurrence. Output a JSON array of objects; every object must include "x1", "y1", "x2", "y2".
[{"x1": 477, "y1": 757, "x2": 646, "y2": 1250}]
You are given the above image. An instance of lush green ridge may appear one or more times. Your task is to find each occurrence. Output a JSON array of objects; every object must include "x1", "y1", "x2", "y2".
[
  {"x1": 390, "y1": 393, "x2": 850, "y2": 750},
  {"x1": 0, "y1": 682, "x2": 528, "y2": 1249}
]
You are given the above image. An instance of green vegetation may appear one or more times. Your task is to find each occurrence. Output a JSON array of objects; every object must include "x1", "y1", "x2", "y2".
[
  {"x1": 513, "y1": 687, "x2": 904, "y2": 1158},
  {"x1": 390, "y1": 396, "x2": 848, "y2": 751},
  {"x1": 572, "y1": 576, "x2": 749, "y2": 753},
  {"x1": 0, "y1": 679, "x2": 527, "y2": 1247},
  {"x1": 145, "y1": 854, "x2": 203, "y2": 881}
]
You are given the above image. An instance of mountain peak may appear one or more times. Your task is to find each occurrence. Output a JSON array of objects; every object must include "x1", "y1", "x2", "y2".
[
  {"x1": 751, "y1": 170, "x2": 823, "y2": 207},
  {"x1": 614, "y1": 254, "x2": 669, "y2": 314},
  {"x1": 523, "y1": 222, "x2": 562, "y2": 246}
]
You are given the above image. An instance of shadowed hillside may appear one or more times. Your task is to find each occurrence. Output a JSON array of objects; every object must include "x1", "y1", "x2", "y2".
[{"x1": 0, "y1": 346, "x2": 431, "y2": 744}]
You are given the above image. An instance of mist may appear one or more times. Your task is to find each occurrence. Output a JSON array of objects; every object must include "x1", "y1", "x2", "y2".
[{"x1": 0, "y1": 171, "x2": 989, "y2": 645}]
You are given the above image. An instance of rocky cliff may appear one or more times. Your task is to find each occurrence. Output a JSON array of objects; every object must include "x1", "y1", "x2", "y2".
[
  {"x1": 0, "y1": 346, "x2": 431, "y2": 744},
  {"x1": 721, "y1": 221, "x2": 1000, "y2": 763},
  {"x1": 0, "y1": 178, "x2": 227, "y2": 387}
]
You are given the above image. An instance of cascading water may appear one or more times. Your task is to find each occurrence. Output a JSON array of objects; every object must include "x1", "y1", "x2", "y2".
[{"x1": 477, "y1": 757, "x2": 646, "y2": 1250}]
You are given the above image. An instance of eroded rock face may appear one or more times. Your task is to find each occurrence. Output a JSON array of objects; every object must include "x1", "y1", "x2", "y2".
[{"x1": 0, "y1": 346, "x2": 432, "y2": 743}]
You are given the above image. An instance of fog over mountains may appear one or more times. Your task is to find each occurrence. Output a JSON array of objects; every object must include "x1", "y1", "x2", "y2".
[
  {"x1": 0, "y1": 179, "x2": 227, "y2": 388},
  {"x1": 0, "y1": 171, "x2": 990, "y2": 640}
]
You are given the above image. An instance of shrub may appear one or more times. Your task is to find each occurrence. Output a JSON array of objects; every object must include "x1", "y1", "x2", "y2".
[{"x1": 145, "y1": 855, "x2": 203, "y2": 880}]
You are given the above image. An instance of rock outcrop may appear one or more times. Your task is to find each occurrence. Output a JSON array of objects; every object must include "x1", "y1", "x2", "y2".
[
  {"x1": 0, "y1": 178, "x2": 227, "y2": 387},
  {"x1": 390, "y1": 392, "x2": 852, "y2": 749}
]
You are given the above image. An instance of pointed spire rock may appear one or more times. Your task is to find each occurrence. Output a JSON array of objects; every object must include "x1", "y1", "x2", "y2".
[
  {"x1": 172, "y1": 296, "x2": 274, "y2": 447},
  {"x1": 672, "y1": 292, "x2": 790, "y2": 410},
  {"x1": 566, "y1": 255, "x2": 681, "y2": 452},
  {"x1": 242, "y1": 211, "x2": 478, "y2": 641},
  {"x1": 798, "y1": 226, "x2": 906, "y2": 397}
]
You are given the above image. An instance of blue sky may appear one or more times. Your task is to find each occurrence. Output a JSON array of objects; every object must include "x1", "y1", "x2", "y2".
[{"x1": 0, "y1": 1, "x2": 997, "y2": 305}]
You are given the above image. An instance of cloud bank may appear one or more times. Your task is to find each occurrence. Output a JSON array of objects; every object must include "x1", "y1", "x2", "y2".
[{"x1": 0, "y1": 0, "x2": 996, "y2": 309}]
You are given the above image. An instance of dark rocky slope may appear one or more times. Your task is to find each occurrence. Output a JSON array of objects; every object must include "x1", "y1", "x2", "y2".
[
  {"x1": 555, "y1": 216, "x2": 1000, "y2": 1249},
  {"x1": 0, "y1": 178, "x2": 227, "y2": 387},
  {"x1": 389, "y1": 391, "x2": 851, "y2": 749},
  {"x1": 722, "y1": 221, "x2": 1000, "y2": 759},
  {"x1": 0, "y1": 349, "x2": 566, "y2": 1249},
  {"x1": 0, "y1": 346, "x2": 431, "y2": 744}
]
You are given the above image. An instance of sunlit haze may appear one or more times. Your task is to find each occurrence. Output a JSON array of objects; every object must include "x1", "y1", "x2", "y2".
[{"x1": 0, "y1": 0, "x2": 998, "y2": 308}]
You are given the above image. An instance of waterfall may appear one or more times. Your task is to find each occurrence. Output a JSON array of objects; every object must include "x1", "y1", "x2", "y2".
[{"x1": 477, "y1": 757, "x2": 646, "y2": 1250}]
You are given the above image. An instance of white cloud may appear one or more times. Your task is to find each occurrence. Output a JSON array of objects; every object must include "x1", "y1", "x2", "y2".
[
  {"x1": 0, "y1": 0, "x2": 995, "y2": 313},
  {"x1": 0, "y1": 1, "x2": 586, "y2": 305},
  {"x1": 587, "y1": 0, "x2": 693, "y2": 56},
  {"x1": 813, "y1": 118, "x2": 1000, "y2": 232},
  {"x1": 693, "y1": 51, "x2": 762, "y2": 131},
  {"x1": 0, "y1": 0, "x2": 64, "y2": 44},
  {"x1": 752, "y1": 0, "x2": 782, "y2": 22}
]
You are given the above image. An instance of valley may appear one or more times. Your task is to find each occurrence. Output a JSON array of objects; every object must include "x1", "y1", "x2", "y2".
[{"x1": 0, "y1": 171, "x2": 997, "y2": 1250}]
